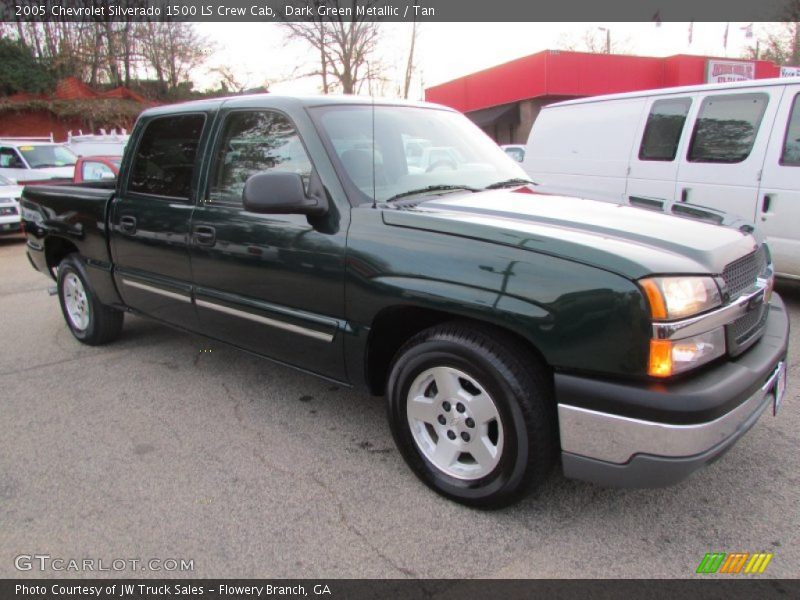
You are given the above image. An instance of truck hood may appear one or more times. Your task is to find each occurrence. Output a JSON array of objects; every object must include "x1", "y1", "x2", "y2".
[{"x1": 382, "y1": 190, "x2": 758, "y2": 280}]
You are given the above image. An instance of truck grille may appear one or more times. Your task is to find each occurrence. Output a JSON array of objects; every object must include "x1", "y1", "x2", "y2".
[
  {"x1": 721, "y1": 247, "x2": 765, "y2": 299},
  {"x1": 722, "y1": 246, "x2": 769, "y2": 356}
]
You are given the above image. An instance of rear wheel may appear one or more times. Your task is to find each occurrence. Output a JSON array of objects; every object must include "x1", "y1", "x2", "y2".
[
  {"x1": 57, "y1": 254, "x2": 123, "y2": 345},
  {"x1": 387, "y1": 322, "x2": 556, "y2": 508}
]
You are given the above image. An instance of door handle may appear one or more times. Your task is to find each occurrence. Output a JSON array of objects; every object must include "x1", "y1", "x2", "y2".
[
  {"x1": 761, "y1": 194, "x2": 773, "y2": 221},
  {"x1": 680, "y1": 188, "x2": 689, "y2": 203},
  {"x1": 119, "y1": 216, "x2": 137, "y2": 233},
  {"x1": 193, "y1": 225, "x2": 216, "y2": 246}
]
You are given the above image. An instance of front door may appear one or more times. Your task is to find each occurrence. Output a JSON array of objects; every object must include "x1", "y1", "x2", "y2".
[{"x1": 189, "y1": 108, "x2": 348, "y2": 380}]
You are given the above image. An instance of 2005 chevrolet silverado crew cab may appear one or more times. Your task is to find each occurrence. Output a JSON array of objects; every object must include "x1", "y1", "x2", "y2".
[{"x1": 21, "y1": 95, "x2": 789, "y2": 508}]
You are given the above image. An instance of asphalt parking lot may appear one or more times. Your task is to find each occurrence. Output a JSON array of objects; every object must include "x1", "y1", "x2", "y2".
[{"x1": 1, "y1": 236, "x2": 798, "y2": 579}]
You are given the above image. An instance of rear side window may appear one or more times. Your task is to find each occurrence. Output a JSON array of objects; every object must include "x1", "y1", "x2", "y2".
[
  {"x1": 208, "y1": 110, "x2": 312, "y2": 204},
  {"x1": 780, "y1": 94, "x2": 800, "y2": 166},
  {"x1": 638, "y1": 98, "x2": 691, "y2": 161},
  {"x1": 687, "y1": 93, "x2": 768, "y2": 163},
  {"x1": 129, "y1": 114, "x2": 205, "y2": 199}
]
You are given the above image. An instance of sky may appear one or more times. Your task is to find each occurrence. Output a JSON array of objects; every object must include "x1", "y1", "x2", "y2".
[{"x1": 192, "y1": 22, "x2": 768, "y2": 98}]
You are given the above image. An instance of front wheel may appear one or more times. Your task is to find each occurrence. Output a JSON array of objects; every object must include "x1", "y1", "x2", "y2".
[
  {"x1": 387, "y1": 322, "x2": 556, "y2": 508},
  {"x1": 57, "y1": 254, "x2": 124, "y2": 345}
]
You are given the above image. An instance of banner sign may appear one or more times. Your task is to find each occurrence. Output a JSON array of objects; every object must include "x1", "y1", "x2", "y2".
[
  {"x1": 706, "y1": 59, "x2": 755, "y2": 83},
  {"x1": 781, "y1": 66, "x2": 800, "y2": 78}
]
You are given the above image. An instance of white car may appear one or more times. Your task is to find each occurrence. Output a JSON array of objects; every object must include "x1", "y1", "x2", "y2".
[
  {"x1": 0, "y1": 138, "x2": 78, "y2": 183},
  {"x1": 0, "y1": 174, "x2": 23, "y2": 235}
]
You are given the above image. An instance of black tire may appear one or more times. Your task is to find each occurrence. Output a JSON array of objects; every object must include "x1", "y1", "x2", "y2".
[
  {"x1": 57, "y1": 253, "x2": 123, "y2": 345},
  {"x1": 387, "y1": 322, "x2": 556, "y2": 509}
]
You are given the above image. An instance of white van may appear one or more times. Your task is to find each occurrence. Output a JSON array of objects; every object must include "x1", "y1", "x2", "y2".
[{"x1": 522, "y1": 78, "x2": 800, "y2": 279}]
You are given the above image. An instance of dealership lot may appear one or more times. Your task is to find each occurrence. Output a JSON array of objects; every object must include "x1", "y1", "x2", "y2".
[{"x1": 0, "y1": 236, "x2": 798, "y2": 579}]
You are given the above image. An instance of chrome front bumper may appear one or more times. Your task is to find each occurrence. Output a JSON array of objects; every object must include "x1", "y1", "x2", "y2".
[{"x1": 559, "y1": 361, "x2": 784, "y2": 465}]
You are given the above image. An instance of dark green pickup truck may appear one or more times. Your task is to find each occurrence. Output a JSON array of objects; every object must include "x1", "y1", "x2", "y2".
[{"x1": 21, "y1": 95, "x2": 789, "y2": 508}]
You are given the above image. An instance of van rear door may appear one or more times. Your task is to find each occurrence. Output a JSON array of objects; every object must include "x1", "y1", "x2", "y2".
[
  {"x1": 625, "y1": 96, "x2": 693, "y2": 211},
  {"x1": 756, "y1": 84, "x2": 800, "y2": 279},
  {"x1": 674, "y1": 87, "x2": 782, "y2": 222}
]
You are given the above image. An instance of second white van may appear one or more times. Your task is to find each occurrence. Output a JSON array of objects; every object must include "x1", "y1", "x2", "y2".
[{"x1": 522, "y1": 78, "x2": 800, "y2": 279}]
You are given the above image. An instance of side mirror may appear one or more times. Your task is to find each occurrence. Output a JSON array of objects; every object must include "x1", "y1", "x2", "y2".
[{"x1": 243, "y1": 172, "x2": 328, "y2": 216}]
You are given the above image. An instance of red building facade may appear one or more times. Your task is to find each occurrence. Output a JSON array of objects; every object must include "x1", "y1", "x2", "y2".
[
  {"x1": 425, "y1": 51, "x2": 784, "y2": 143},
  {"x1": 0, "y1": 77, "x2": 151, "y2": 141}
]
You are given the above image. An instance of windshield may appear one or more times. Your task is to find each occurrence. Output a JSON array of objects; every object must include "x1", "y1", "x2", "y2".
[
  {"x1": 313, "y1": 105, "x2": 527, "y2": 203},
  {"x1": 18, "y1": 144, "x2": 77, "y2": 168}
]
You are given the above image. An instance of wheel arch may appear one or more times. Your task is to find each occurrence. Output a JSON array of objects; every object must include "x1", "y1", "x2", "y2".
[
  {"x1": 44, "y1": 236, "x2": 80, "y2": 279},
  {"x1": 364, "y1": 304, "x2": 551, "y2": 396}
]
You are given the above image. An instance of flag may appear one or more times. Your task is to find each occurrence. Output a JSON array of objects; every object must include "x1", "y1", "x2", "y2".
[
  {"x1": 741, "y1": 23, "x2": 754, "y2": 39},
  {"x1": 652, "y1": 10, "x2": 662, "y2": 27}
]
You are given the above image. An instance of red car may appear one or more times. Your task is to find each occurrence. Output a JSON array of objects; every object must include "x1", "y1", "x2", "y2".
[{"x1": 72, "y1": 156, "x2": 121, "y2": 183}]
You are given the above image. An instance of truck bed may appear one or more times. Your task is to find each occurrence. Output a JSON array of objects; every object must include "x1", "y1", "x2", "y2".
[{"x1": 21, "y1": 180, "x2": 116, "y2": 279}]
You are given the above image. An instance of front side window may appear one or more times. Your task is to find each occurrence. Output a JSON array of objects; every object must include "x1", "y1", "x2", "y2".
[
  {"x1": 780, "y1": 94, "x2": 800, "y2": 166},
  {"x1": 687, "y1": 93, "x2": 769, "y2": 163},
  {"x1": 0, "y1": 148, "x2": 25, "y2": 169},
  {"x1": 129, "y1": 114, "x2": 205, "y2": 199},
  {"x1": 18, "y1": 144, "x2": 77, "y2": 168},
  {"x1": 209, "y1": 111, "x2": 312, "y2": 204},
  {"x1": 639, "y1": 98, "x2": 691, "y2": 161}
]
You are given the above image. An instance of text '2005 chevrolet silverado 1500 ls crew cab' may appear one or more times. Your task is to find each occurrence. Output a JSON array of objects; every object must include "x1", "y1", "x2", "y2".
[{"x1": 21, "y1": 95, "x2": 789, "y2": 508}]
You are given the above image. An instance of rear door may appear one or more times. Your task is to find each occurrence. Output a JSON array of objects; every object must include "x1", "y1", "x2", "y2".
[
  {"x1": 675, "y1": 87, "x2": 782, "y2": 221},
  {"x1": 109, "y1": 111, "x2": 212, "y2": 330},
  {"x1": 189, "y1": 106, "x2": 348, "y2": 380},
  {"x1": 757, "y1": 84, "x2": 800, "y2": 278},
  {"x1": 625, "y1": 96, "x2": 693, "y2": 210}
]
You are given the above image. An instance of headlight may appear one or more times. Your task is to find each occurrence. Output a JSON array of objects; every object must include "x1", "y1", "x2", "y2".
[
  {"x1": 639, "y1": 276, "x2": 722, "y2": 320},
  {"x1": 649, "y1": 327, "x2": 726, "y2": 377}
]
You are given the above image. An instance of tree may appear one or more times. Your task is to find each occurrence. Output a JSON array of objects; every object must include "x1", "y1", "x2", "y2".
[
  {"x1": 557, "y1": 28, "x2": 634, "y2": 55},
  {"x1": 1, "y1": 20, "x2": 213, "y2": 100},
  {"x1": 743, "y1": 22, "x2": 800, "y2": 66},
  {"x1": 0, "y1": 36, "x2": 54, "y2": 95},
  {"x1": 281, "y1": 0, "x2": 385, "y2": 94},
  {"x1": 402, "y1": 2, "x2": 419, "y2": 99}
]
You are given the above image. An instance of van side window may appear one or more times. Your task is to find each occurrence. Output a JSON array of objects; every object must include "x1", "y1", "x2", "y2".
[
  {"x1": 208, "y1": 111, "x2": 312, "y2": 205},
  {"x1": 687, "y1": 93, "x2": 768, "y2": 164},
  {"x1": 780, "y1": 94, "x2": 800, "y2": 166},
  {"x1": 128, "y1": 114, "x2": 206, "y2": 199},
  {"x1": 639, "y1": 98, "x2": 691, "y2": 161}
]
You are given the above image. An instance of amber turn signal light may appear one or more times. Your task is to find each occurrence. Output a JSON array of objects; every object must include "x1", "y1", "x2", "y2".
[{"x1": 648, "y1": 339, "x2": 673, "y2": 378}]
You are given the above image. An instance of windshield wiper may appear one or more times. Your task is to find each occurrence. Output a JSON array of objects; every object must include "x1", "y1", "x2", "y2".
[
  {"x1": 386, "y1": 185, "x2": 479, "y2": 203},
  {"x1": 483, "y1": 178, "x2": 537, "y2": 190}
]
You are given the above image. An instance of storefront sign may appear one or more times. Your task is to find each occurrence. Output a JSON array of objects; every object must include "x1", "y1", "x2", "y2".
[
  {"x1": 780, "y1": 66, "x2": 800, "y2": 77},
  {"x1": 706, "y1": 60, "x2": 755, "y2": 83}
]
